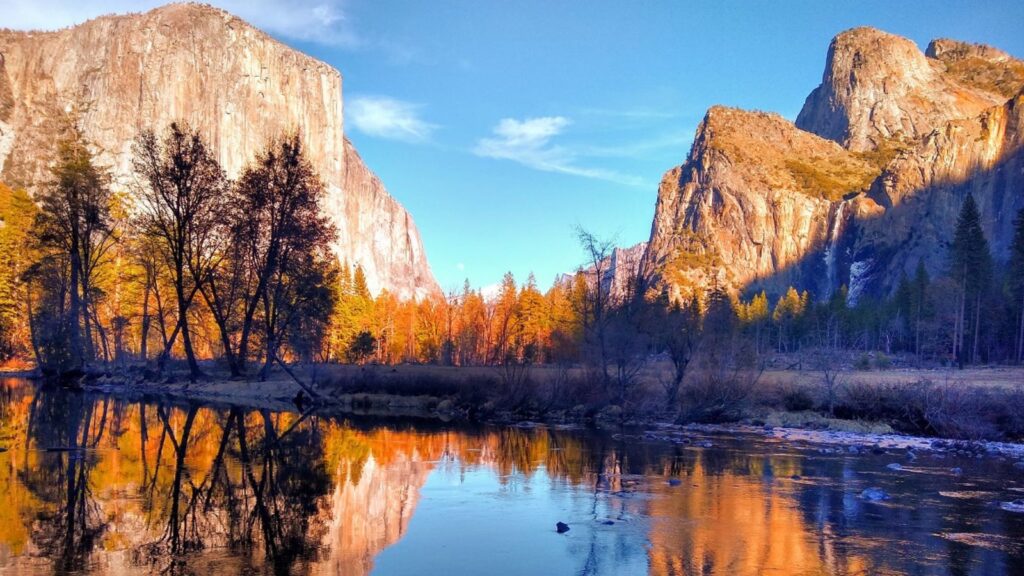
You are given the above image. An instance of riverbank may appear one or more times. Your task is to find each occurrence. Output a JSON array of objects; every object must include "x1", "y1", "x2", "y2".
[
  {"x1": 9, "y1": 361, "x2": 1024, "y2": 447},
  {"x1": 69, "y1": 370, "x2": 1024, "y2": 464}
]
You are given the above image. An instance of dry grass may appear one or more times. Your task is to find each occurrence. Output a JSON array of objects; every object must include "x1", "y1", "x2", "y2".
[{"x1": 74, "y1": 360, "x2": 1024, "y2": 440}]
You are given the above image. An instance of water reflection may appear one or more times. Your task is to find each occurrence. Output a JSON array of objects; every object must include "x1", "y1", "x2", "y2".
[{"x1": 0, "y1": 378, "x2": 1022, "y2": 575}]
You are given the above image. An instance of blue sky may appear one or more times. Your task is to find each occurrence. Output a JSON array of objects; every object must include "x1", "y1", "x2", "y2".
[{"x1": 8, "y1": 0, "x2": 1024, "y2": 292}]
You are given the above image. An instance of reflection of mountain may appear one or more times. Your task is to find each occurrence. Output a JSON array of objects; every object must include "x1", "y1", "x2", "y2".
[
  {"x1": 319, "y1": 452, "x2": 430, "y2": 575},
  {"x1": 1, "y1": 382, "x2": 1022, "y2": 575},
  {"x1": 645, "y1": 454, "x2": 874, "y2": 575},
  {"x1": 319, "y1": 430, "x2": 432, "y2": 573}
]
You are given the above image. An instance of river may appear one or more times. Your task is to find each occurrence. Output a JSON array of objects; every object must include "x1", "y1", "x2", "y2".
[{"x1": 0, "y1": 377, "x2": 1021, "y2": 575}]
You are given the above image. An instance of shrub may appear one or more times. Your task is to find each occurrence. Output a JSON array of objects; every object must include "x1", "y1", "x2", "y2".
[
  {"x1": 781, "y1": 385, "x2": 815, "y2": 412},
  {"x1": 874, "y1": 354, "x2": 892, "y2": 370},
  {"x1": 854, "y1": 354, "x2": 872, "y2": 371},
  {"x1": 678, "y1": 370, "x2": 757, "y2": 423},
  {"x1": 833, "y1": 379, "x2": 1022, "y2": 441}
]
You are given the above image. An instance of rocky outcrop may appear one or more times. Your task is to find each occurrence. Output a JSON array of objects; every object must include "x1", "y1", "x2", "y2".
[
  {"x1": 851, "y1": 92, "x2": 1024, "y2": 297},
  {"x1": 0, "y1": 3, "x2": 438, "y2": 299},
  {"x1": 641, "y1": 107, "x2": 875, "y2": 301},
  {"x1": 340, "y1": 139, "x2": 435, "y2": 299},
  {"x1": 643, "y1": 27, "x2": 1024, "y2": 303},
  {"x1": 926, "y1": 39, "x2": 1024, "y2": 99},
  {"x1": 557, "y1": 241, "x2": 648, "y2": 303},
  {"x1": 796, "y1": 27, "x2": 1011, "y2": 152}
]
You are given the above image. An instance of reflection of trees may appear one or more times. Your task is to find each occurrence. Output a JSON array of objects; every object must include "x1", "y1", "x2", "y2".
[
  {"x1": 4, "y1": 386, "x2": 1023, "y2": 576},
  {"x1": 23, "y1": 388, "x2": 110, "y2": 571},
  {"x1": 229, "y1": 409, "x2": 331, "y2": 570},
  {"x1": 136, "y1": 405, "x2": 331, "y2": 574}
]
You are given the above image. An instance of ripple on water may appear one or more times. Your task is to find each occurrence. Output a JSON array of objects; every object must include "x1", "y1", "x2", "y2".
[{"x1": 937, "y1": 532, "x2": 1024, "y2": 553}]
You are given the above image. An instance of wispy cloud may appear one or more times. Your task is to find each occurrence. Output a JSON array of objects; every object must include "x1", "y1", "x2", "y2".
[
  {"x1": 474, "y1": 116, "x2": 644, "y2": 187},
  {"x1": 3, "y1": 0, "x2": 361, "y2": 47},
  {"x1": 578, "y1": 107, "x2": 682, "y2": 121},
  {"x1": 579, "y1": 131, "x2": 693, "y2": 159},
  {"x1": 348, "y1": 96, "x2": 438, "y2": 143}
]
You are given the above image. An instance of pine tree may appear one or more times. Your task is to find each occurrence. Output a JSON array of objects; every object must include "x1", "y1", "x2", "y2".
[
  {"x1": 1009, "y1": 207, "x2": 1024, "y2": 364},
  {"x1": 893, "y1": 271, "x2": 913, "y2": 347},
  {"x1": 911, "y1": 259, "x2": 931, "y2": 358},
  {"x1": 33, "y1": 125, "x2": 114, "y2": 372},
  {"x1": 949, "y1": 194, "x2": 993, "y2": 365}
]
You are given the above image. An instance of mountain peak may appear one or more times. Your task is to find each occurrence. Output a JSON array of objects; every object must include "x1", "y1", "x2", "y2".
[
  {"x1": 926, "y1": 38, "x2": 1014, "y2": 64},
  {"x1": 796, "y1": 27, "x2": 1011, "y2": 151}
]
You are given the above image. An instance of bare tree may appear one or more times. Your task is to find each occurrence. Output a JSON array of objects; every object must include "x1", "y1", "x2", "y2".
[
  {"x1": 573, "y1": 227, "x2": 615, "y2": 389},
  {"x1": 654, "y1": 297, "x2": 702, "y2": 408},
  {"x1": 231, "y1": 133, "x2": 336, "y2": 380},
  {"x1": 133, "y1": 122, "x2": 229, "y2": 381}
]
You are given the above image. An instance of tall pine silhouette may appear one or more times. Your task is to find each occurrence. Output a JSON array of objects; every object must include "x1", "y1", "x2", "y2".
[
  {"x1": 1009, "y1": 207, "x2": 1024, "y2": 364},
  {"x1": 949, "y1": 194, "x2": 992, "y2": 366}
]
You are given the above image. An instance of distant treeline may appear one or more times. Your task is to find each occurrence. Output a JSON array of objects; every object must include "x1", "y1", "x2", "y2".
[{"x1": 0, "y1": 118, "x2": 1022, "y2": 387}]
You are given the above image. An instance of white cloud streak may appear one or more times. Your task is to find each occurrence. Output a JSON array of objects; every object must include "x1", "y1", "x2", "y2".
[
  {"x1": 474, "y1": 116, "x2": 644, "y2": 187},
  {"x1": 347, "y1": 96, "x2": 437, "y2": 143},
  {"x1": 2, "y1": 0, "x2": 361, "y2": 47}
]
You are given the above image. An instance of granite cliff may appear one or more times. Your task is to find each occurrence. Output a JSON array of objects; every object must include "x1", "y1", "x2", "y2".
[
  {"x1": 561, "y1": 241, "x2": 648, "y2": 304},
  {"x1": 0, "y1": 3, "x2": 438, "y2": 299},
  {"x1": 642, "y1": 27, "x2": 1024, "y2": 303}
]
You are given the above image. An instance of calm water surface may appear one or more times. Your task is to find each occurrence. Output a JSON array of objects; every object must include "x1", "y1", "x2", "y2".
[{"x1": 0, "y1": 377, "x2": 1022, "y2": 575}]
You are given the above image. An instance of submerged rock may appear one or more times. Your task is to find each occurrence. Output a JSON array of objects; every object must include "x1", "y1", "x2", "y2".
[
  {"x1": 667, "y1": 478, "x2": 682, "y2": 487},
  {"x1": 1000, "y1": 500, "x2": 1024, "y2": 513},
  {"x1": 860, "y1": 487, "x2": 891, "y2": 501},
  {"x1": 556, "y1": 522, "x2": 571, "y2": 533}
]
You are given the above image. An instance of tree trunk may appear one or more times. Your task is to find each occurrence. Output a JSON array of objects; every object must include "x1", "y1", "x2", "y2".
[
  {"x1": 972, "y1": 293, "x2": 982, "y2": 365},
  {"x1": 1018, "y1": 292, "x2": 1024, "y2": 365},
  {"x1": 140, "y1": 275, "x2": 152, "y2": 362},
  {"x1": 25, "y1": 282, "x2": 45, "y2": 373},
  {"x1": 955, "y1": 277, "x2": 966, "y2": 368},
  {"x1": 68, "y1": 237, "x2": 84, "y2": 371}
]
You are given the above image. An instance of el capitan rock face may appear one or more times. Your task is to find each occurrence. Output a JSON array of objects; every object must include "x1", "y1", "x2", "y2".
[
  {"x1": 643, "y1": 27, "x2": 1024, "y2": 303},
  {"x1": 0, "y1": 2, "x2": 438, "y2": 300}
]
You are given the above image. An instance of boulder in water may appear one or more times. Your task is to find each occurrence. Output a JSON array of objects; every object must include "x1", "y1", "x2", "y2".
[
  {"x1": 860, "y1": 487, "x2": 890, "y2": 501},
  {"x1": 1000, "y1": 500, "x2": 1024, "y2": 513}
]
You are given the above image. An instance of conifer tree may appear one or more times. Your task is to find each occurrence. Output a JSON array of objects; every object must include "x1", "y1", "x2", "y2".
[
  {"x1": 1009, "y1": 207, "x2": 1024, "y2": 364},
  {"x1": 911, "y1": 260, "x2": 931, "y2": 358},
  {"x1": 33, "y1": 125, "x2": 114, "y2": 373},
  {"x1": 949, "y1": 194, "x2": 992, "y2": 365}
]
